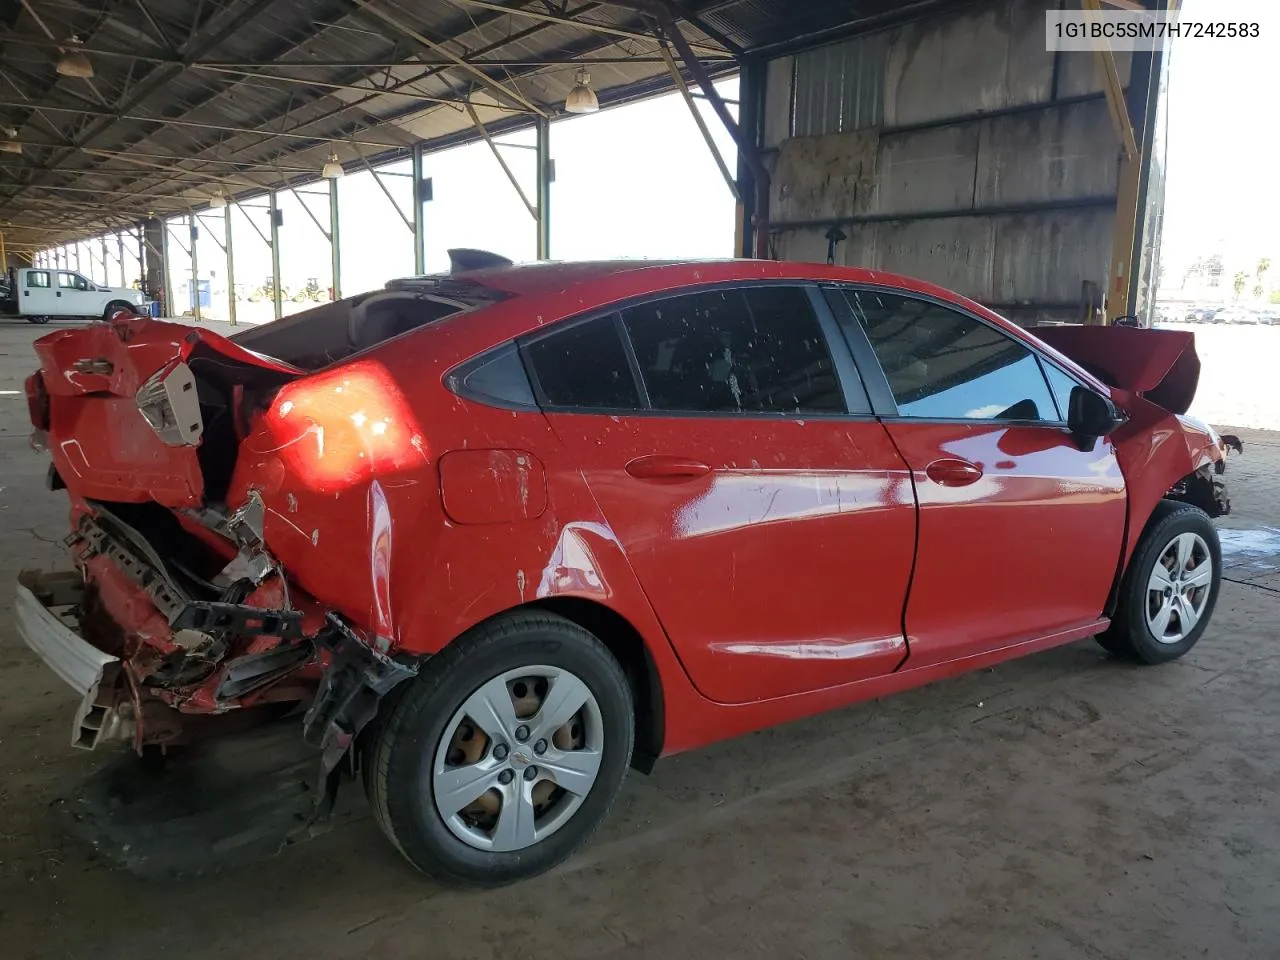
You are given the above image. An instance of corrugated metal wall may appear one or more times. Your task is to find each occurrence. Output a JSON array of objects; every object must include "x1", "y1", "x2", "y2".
[
  {"x1": 791, "y1": 33, "x2": 886, "y2": 137},
  {"x1": 761, "y1": 0, "x2": 1147, "y2": 326}
]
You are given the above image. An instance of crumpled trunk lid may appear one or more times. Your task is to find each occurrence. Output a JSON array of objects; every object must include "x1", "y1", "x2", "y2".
[
  {"x1": 1034, "y1": 325, "x2": 1200, "y2": 414},
  {"x1": 29, "y1": 316, "x2": 301, "y2": 507}
]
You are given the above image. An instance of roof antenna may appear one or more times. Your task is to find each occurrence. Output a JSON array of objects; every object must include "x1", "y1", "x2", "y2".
[{"x1": 447, "y1": 249, "x2": 513, "y2": 274}]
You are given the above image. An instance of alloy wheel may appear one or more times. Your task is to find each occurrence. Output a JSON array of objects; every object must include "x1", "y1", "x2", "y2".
[
  {"x1": 431, "y1": 665, "x2": 603, "y2": 852},
  {"x1": 1145, "y1": 532, "x2": 1213, "y2": 644}
]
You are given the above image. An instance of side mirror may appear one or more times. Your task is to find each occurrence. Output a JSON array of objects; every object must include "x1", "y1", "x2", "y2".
[{"x1": 1067, "y1": 386, "x2": 1124, "y2": 446}]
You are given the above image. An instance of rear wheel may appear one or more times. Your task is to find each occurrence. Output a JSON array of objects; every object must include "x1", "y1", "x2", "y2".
[
  {"x1": 1098, "y1": 500, "x2": 1221, "y2": 663},
  {"x1": 365, "y1": 611, "x2": 634, "y2": 887},
  {"x1": 25, "y1": 315, "x2": 51, "y2": 325}
]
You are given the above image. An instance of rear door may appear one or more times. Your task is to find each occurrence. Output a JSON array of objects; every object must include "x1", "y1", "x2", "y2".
[
  {"x1": 525, "y1": 284, "x2": 917, "y2": 705},
  {"x1": 825, "y1": 286, "x2": 1126, "y2": 668},
  {"x1": 20, "y1": 269, "x2": 56, "y2": 315}
]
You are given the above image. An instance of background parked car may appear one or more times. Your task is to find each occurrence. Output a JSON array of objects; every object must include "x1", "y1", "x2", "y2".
[{"x1": 1184, "y1": 306, "x2": 1218, "y2": 323}]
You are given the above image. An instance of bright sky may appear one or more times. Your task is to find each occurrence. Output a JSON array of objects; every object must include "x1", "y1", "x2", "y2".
[{"x1": 1162, "y1": 0, "x2": 1280, "y2": 268}]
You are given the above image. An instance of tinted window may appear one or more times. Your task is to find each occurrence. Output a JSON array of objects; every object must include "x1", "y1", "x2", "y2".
[
  {"x1": 456, "y1": 343, "x2": 535, "y2": 408},
  {"x1": 1040, "y1": 362, "x2": 1080, "y2": 421},
  {"x1": 526, "y1": 315, "x2": 640, "y2": 409},
  {"x1": 623, "y1": 287, "x2": 842, "y2": 414},
  {"x1": 850, "y1": 291, "x2": 1055, "y2": 421},
  {"x1": 26, "y1": 271, "x2": 50, "y2": 288}
]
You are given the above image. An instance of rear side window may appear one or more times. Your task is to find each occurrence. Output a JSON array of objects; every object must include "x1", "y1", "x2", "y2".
[
  {"x1": 525, "y1": 315, "x2": 640, "y2": 409},
  {"x1": 849, "y1": 291, "x2": 1056, "y2": 422},
  {"x1": 622, "y1": 286, "x2": 843, "y2": 414},
  {"x1": 26, "y1": 271, "x2": 50, "y2": 288}
]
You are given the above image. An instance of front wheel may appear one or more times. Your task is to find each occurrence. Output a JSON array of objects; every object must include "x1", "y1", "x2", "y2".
[
  {"x1": 1098, "y1": 500, "x2": 1221, "y2": 663},
  {"x1": 365, "y1": 611, "x2": 634, "y2": 887},
  {"x1": 102, "y1": 300, "x2": 133, "y2": 321}
]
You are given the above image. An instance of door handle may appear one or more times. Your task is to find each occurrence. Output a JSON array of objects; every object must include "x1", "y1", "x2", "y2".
[
  {"x1": 924, "y1": 457, "x2": 983, "y2": 487},
  {"x1": 625, "y1": 455, "x2": 711, "y2": 481},
  {"x1": 56, "y1": 291, "x2": 62, "y2": 297}
]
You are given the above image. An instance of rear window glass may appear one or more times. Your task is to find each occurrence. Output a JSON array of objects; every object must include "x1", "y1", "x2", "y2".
[{"x1": 526, "y1": 315, "x2": 641, "y2": 409}]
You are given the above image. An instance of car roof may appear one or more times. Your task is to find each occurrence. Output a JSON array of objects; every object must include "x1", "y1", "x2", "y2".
[{"x1": 453, "y1": 257, "x2": 972, "y2": 307}]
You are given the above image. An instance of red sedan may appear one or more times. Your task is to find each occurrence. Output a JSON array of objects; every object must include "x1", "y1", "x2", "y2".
[{"x1": 18, "y1": 254, "x2": 1234, "y2": 886}]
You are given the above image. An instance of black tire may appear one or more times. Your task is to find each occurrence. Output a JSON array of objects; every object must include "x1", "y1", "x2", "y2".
[
  {"x1": 103, "y1": 300, "x2": 132, "y2": 321},
  {"x1": 1098, "y1": 500, "x2": 1222, "y2": 664},
  {"x1": 25, "y1": 315, "x2": 51, "y2": 325},
  {"x1": 366, "y1": 611, "x2": 634, "y2": 887}
]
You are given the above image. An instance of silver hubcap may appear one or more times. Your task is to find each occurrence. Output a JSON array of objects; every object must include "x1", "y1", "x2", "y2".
[
  {"x1": 432, "y1": 665, "x2": 603, "y2": 852},
  {"x1": 1146, "y1": 532, "x2": 1213, "y2": 644}
]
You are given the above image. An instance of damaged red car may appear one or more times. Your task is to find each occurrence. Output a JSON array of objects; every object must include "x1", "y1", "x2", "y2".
[{"x1": 17, "y1": 253, "x2": 1237, "y2": 886}]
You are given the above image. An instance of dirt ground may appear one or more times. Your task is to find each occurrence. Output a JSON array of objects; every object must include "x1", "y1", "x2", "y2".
[{"x1": 2, "y1": 316, "x2": 1280, "y2": 960}]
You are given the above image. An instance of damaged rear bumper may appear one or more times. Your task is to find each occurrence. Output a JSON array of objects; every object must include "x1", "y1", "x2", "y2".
[
  {"x1": 16, "y1": 571, "x2": 114, "y2": 696},
  {"x1": 16, "y1": 570, "x2": 131, "y2": 749}
]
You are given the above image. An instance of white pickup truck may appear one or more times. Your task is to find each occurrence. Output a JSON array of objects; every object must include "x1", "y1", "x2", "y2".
[{"x1": 2, "y1": 267, "x2": 147, "y2": 324}]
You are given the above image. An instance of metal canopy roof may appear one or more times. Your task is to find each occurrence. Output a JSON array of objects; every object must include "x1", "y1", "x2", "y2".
[{"x1": 0, "y1": 0, "x2": 961, "y2": 252}]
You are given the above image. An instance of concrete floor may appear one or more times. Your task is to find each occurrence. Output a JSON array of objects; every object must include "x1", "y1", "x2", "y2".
[{"x1": 2, "y1": 317, "x2": 1280, "y2": 960}]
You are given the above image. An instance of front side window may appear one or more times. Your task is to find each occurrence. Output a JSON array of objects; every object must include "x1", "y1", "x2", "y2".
[
  {"x1": 1040, "y1": 362, "x2": 1081, "y2": 422},
  {"x1": 848, "y1": 291, "x2": 1056, "y2": 422},
  {"x1": 622, "y1": 286, "x2": 843, "y2": 414},
  {"x1": 26, "y1": 271, "x2": 50, "y2": 289},
  {"x1": 525, "y1": 315, "x2": 640, "y2": 409},
  {"x1": 57, "y1": 272, "x2": 86, "y2": 290}
]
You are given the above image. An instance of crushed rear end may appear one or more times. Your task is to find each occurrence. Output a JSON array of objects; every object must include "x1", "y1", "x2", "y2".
[{"x1": 16, "y1": 308, "x2": 436, "y2": 796}]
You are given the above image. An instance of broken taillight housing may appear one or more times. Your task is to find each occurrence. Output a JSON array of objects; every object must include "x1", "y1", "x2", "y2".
[
  {"x1": 24, "y1": 370, "x2": 49, "y2": 432},
  {"x1": 135, "y1": 362, "x2": 204, "y2": 446}
]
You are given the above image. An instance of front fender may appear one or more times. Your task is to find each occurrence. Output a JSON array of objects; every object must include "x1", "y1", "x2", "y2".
[{"x1": 1112, "y1": 390, "x2": 1227, "y2": 566}]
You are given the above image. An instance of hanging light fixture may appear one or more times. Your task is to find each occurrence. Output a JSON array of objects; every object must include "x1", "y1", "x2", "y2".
[
  {"x1": 56, "y1": 37, "x2": 94, "y2": 79},
  {"x1": 209, "y1": 190, "x2": 227, "y2": 209},
  {"x1": 321, "y1": 152, "x2": 345, "y2": 178},
  {"x1": 564, "y1": 69, "x2": 599, "y2": 114},
  {"x1": 0, "y1": 127, "x2": 20, "y2": 154}
]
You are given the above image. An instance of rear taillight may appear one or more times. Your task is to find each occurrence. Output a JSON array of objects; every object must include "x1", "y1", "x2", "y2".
[{"x1": 24, "y1": 371, "x2": 49, "y2": 432}]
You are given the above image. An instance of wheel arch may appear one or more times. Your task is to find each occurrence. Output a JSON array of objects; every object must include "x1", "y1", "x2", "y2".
[{"x1": 522, "y1": 596, "x2": 664, "y2": 773}]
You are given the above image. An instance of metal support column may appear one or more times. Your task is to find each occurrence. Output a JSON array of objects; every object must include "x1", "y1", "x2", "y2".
[
  {"x1": 411, "y1": 143, "x2": 426, "y2": 275},
  {"x1": 736, "y1": 56, "x2": 766, "y2": 258},
  {"x1": 535, "y1": 116, "x2": 551, "y2": 260},
  {"x1": 0, "y1": 231, "x2": 6, "y2": 271},
  {"x1": 1085, "y1": 0, "x2": 1159, "y2": 324},
  {"x1": 225, "y1": 207, "x2": 237, "y2": 326},
  {"x1": 189, "y1": 215, "x2": 202, "y2": 322},
  {"x1": 330, "y1": 181, "x2": 342, "y2": 298},
  {"x1": 100, "y1": 236, "x2": 109, "y2": 285},
  {"x1": 269, "y1": 191, "x2": 283, "y2": 320}
]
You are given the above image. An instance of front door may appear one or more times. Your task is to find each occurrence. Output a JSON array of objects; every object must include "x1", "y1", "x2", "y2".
[
  {"x1": 523, "y1": 285, "x2": 918, "y2": 704},
  {"x1": 832, "y1": 287, "x2": 1127, "y2": 668},
  {"x1": 56, "y1": 271, "x2": 97, "y2": 317}
]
